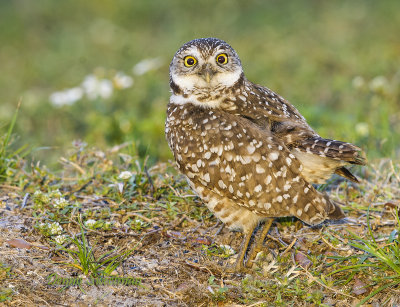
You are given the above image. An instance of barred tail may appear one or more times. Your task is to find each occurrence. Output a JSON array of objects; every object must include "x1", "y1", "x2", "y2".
[{"x1": 296, "y1": 137, "x2": 366, "y2": 165}]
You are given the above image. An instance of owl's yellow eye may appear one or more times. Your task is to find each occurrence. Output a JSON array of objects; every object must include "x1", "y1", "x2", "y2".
[
  {"x1": 184, "y1": 56, "x2": 197, "y2": 67},
  {"x1": 216, "y1": 53, "x2": 228, "y2": 65}
]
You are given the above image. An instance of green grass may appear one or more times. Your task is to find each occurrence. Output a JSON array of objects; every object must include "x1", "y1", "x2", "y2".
[
  {"x1": 0, "y1": 138, "x2": 399, "y2": 304},
  {"x1": 0, "y1": 1, "x2": 399, "y2": 166},
  {"x1": 0, "y1": 3, "x2": 399, "y2": 303},
  {"x1": 0, "y1": 263, "x2": 13, "y2": 302},
  {"x1": 55, "y1": 217, "x2": 136, "y2": 278},
  {"x1": 0, "y1": 287, "x2": 13, "y2": 303},
  {"x1": 328, "y1": 208, "x2": 400, "y2": 306},
  {"x1": 0, "y1": 100, "x2": 29, "y2": 182}
]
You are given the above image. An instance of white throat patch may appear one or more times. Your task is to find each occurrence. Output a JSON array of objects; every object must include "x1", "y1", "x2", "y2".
[
  {"x1": 170, "y1": 94, "x2": 224, "y2": 108},
  {"x1": 172, "y1": 69, "x2": 242, "y2": 92},
  {"x1": 170, "y1": 70, "x2": 242, "y2": 109}
]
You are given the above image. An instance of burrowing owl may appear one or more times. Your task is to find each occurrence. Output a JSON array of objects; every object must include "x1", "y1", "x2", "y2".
[{"x1": 165, "y1": 38, "x2": 366, "y2": 271}]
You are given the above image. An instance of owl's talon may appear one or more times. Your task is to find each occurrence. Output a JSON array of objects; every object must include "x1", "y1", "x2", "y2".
[{"x1": 245, "y1": 219, "x2": 273, "y2": 268}]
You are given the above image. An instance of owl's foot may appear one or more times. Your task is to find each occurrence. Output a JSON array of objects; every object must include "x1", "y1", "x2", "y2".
[
  {"x1": 245, "y1": 219, "x2": 273, "y2": 268},
  {"x1": 224, "y1": 231, "x2": 253, "y2": 273},
  {"x1": 226, "y1": 219, "x2": 273, "y2": 272}
]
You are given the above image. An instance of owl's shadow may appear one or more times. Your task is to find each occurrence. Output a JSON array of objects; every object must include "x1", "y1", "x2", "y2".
[{"x1": 310, "y1": 217, "x2": 350, "y2": 228}]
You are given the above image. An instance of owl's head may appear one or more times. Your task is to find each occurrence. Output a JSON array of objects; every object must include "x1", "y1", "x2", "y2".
[{"x1": 170, "y1": 38, "x2": 243, "y2": 95}]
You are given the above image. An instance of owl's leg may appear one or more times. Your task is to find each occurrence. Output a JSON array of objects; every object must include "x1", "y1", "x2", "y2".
[
  {"x1": 245, "y1": 218, "x2": 273, "y2": 268},
  {"x1": 234, "y1": 232, "x2": 252, "y2": 272},
  {"x1": 233, "y1": 226, "x2": 256, "y2": 272}
]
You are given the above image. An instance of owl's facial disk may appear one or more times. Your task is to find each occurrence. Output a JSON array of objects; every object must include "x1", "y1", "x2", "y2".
[{"x1": 170, "y1": 38, "x2": 243, "y2": 93}]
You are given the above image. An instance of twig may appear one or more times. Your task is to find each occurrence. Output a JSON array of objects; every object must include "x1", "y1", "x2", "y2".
[
  {"x1": 321, "y1": 236, "x2": 342, "y2": 250},
  {"x1": 0, "y1": 184, "x2": 21, "y2": 191},
  {"x1": 59, "y1": 157, "x2": 86, "y2": 175},
  {"x1": 247, "y1": 301, "x2": 268, "y2": 307},
  {"x1": 266, "y1": 234, "x2": 288, "y2": 247},
  {"x1": 67, "y1": 217, "x2": 142, "y2": 238},
  {"x1": 171, "y1": 215, "x2": 187, "y2": 229},
  {"x1": 168, "y1": 184, "x2": 181, "y2": 197},
  {"x1": 184, "y1": 260, "x2": 214, "y2": 275},
  {"x1": 121, "y1": 212, "x2": 154, "y2": 224},
  {"x1": 154, "y1": 285, "x2": 183, "y2": 300},
  {"x1": 280, "y1": 238, "x2": 296, "y2": 256},
  {"x1": 390, "y1": 160, "x2": 400, "y2": 182}
]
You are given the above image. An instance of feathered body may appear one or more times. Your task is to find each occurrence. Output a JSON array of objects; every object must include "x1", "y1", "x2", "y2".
[{"x1": 165, "y1": 38, "x2": 365, "y2": 269}]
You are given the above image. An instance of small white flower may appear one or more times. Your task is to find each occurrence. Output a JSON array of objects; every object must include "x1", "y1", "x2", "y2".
[
  {"x1": 352, "y1": 76, "x2": 365, "y2": 89},
  {"x1": 113, "y1": 72, "x2": 134, "y2": 89},
  {"x1": 117, "y1": 182, "x2": 124, "y2": 193},
  {"x1": 118, "y1": 171, "x2": 133, "y2": 180},
  {"x1": 85, "y1": 219, "x2": 97, "y2": 228},
  {"x1": 81, "y1": 75, "x2": 113, "y2": 100},
  {"x1": 81, "y1": 75, "x2": 98, "y2": 99},
  {"x1": 103, "y1": 221, "x2": 112, "y2": 230},
  {"x1": 133, "y1": 57, "x2": 162, "y2": 76},
  {"x1": 98, "y1": 79, "x2": 113, "y2": 99},
  {"x1": 49, "y1": 87, "x2": 83, "y2": 107},
  {"x1": 355, "y1": 122, "x2": 369, "y2": 137},
  {"x1": 33, "y1": 190, "x2": 50, "y2": 203},
  {"x1": 369, "y1": 76, "x2": 388, "y2": 94},
  {"x1": 49, "y1": 222, "x2": 63, "y2": 235},
  {"x1": 53, "y1": 197, "x2": 69, "y2": 209},
  {"x1": 50, "y1": 189, "x2": 62, "y2": 199},
  {"x1": 133, "y1": 218, "x2": 145, "y2": 226},
  {"x1": 219, "y1": 244, "x2": 235, "y2": 256},
  {"x1": 54, "y1": 235, "x2": 68, "y2": 245},
  {"x1": 38, "y1": 222, "x2": 47, "y2": 230}
]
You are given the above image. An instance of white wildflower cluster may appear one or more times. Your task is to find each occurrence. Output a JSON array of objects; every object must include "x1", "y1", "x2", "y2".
[
  {"x1": 37, "y1": 222, "x2": 47, "y2": 230},
  {"x1": 103, "y1": 221, "x2": 112, "y2": 230},
  {"x1": 38, "y1": 221, "x2": 64, "y2": 236},
  {"x1": 352, "y1": 75, "x2": 391, "y2": 95},
  {"x1": 49, "y1": 71, "x2": 133, "y2": 107},
  {"x1": 33, "y1": 189, "x2": 70, "y2": 210},
  {"x1": 130, "y1": 218, "x2": 147, "y2": 231},
  {"x1": 49, "y1": 222, "x2": 64, "y2": 235},
  {"x1": 49, "y1": 57, "x2": 163, "y2": 108},
  {"x1": 219, "y1": 245, "x2": 236, "y2": 256},
  {"x1": 54, "y1": 235, "x2": 68, "y2": 245},
  {"x1": 133, "y1": 57, "x2": 163, "y2": 76},
  {"x1": 118, "y1": 171, "x2": 133, "y2": 180},
  {"x1": 82, "y1": 74, "x2": 114, "y2": 100},
  {"x1": 355, "y1": 122, "x2": 369, "y2": 137},
  {"x1": 49, "y1": 87, "x2": 83, "y2": 107},
  {"x1": 33, "y1": 190, "x2": 50, "y2": 205},
  {"x1": 53, "y1": 197, "x2": 69, "y2": 209},
  {"x1": 49, "y1": 189, "x2": 62, "y2": 199},
  {"x1": 369, "y1": 76, "x2": 389, "y2": 94},
  {"x1": 113, "y1": 72, "x2": 134, "y2": 89},
  {"x1": 85, "y1": 219, "x2": 97, "y2": 229},
  {"x1": 33, "y1": 190, "x2": 43, "y2": 197},
  {"x1": 352, "y1": 76, "x2": 365, "y2": 90},
  {"x1": 134, "y1": 218, "x2": 146, "y2": 227}
]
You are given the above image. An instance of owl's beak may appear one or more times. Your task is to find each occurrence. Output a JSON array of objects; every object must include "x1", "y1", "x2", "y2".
[{"x1": 200, "y1": 65, "x2": 215, "y2": 83}]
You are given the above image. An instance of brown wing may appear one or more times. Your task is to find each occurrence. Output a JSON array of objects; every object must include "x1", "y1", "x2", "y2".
[
  {"x1": 167, "y1": 102, "x2": 344, "y2": 225},
  {"x1": 229, "y1": 81, "x2": 366, "y2": 182}
]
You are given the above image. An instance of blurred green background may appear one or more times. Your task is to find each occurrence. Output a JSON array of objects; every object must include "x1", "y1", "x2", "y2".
[{"x1": 1, "y1": 0, "x2": 399, "y2": 166}]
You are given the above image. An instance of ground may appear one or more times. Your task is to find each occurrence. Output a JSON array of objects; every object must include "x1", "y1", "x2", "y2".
[{"x1": 0, "y1": 145, "x2": 399, "y2": 306}]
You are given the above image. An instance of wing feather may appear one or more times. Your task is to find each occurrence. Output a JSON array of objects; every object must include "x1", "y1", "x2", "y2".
[{"x1": 167, "y1": 103, "x2": 343, "y2": 225}]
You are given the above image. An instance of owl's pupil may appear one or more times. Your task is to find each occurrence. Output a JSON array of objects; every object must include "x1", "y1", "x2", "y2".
[
  {"x1": 187, "y1": 58, "x2": 194, "y2": 65},
  {"x1": 218, "y1": 56, "x2": 225, "y2": 64}
]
